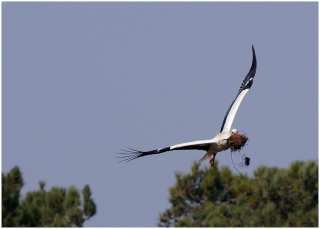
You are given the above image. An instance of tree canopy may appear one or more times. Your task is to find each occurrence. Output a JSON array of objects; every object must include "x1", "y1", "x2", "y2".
[
  {"x1": 158, "y1": 160, "x2": 318, "y2": 227},
  {"x1": 2, "y1": 166, "x2": 97, "y2": 227}
]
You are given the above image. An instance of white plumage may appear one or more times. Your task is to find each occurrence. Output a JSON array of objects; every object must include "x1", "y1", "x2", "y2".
[{"x1": 118, "y1": 46, "x2": 257, "y2": 165}]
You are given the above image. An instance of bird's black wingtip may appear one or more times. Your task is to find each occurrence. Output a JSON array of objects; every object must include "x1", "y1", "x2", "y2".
[
  {"x1": 251, "y1": 45, "x2": 256, "y2": 57},
  {"x1": 252, "y1": 45, "x2": 256, "y2": 55},
  {"x1": 116, "y1": 147, "x2": 143, "y2": 163},
  {"x1": 250, "y1": 45, "x2": 257, "y2": 73}
]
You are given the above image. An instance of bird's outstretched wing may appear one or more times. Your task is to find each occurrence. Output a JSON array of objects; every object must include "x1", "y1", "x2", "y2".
[
  {"x1": 117, "y1": 140, "x2": 211, "y2": 163},
  {"x1": 220, "y1": 45, "x2": 257, "y2": 133},
  {"x1": 118, "y1": 46, "x2": 257, "y2": 163}
]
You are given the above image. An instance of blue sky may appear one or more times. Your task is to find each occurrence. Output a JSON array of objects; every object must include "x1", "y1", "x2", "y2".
[{"x1": 3, "y1": 2, "x2": 317, "y2": 227}]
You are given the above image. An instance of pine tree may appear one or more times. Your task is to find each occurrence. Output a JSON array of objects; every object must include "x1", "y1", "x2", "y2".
[
  {"x1": 2, "y1": 166, "x2": 97, "y2": 227},
  {"x1": 158, "y1": 160, "x2": 318, "y2": 227}
]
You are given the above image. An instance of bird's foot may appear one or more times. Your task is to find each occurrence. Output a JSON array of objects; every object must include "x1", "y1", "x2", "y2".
[{"x1": 209, "y1": 155, "x2": 216, "y2": 166}]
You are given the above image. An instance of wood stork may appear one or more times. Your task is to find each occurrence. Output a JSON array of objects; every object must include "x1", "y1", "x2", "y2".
[{"x1": 118, "y1": 46, "x2": 257, "y2": 165}]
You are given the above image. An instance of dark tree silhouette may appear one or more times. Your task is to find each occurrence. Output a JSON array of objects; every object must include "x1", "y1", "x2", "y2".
[
  {"x1": 158, "y1": 160, "x2": 318, "y2": 227},
  {"x1": 2, "y1": 166, "x2": 97, "y2": 227}
]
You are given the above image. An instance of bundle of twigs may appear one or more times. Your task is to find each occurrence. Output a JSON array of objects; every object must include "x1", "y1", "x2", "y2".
[{"x1": 227, "y1": 133, "x2": 249, "y2": 152}]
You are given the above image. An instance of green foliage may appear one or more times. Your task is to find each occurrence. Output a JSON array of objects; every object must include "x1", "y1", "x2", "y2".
[
  {"x1": 158, "y1": 160, "x2": 318, "y2": 227},
  {"x1": 2, "y1": 166, "x2": 97, "y2": 227},
  {"x1": 2, "y1": 166, "x2": 24, "y2": 227}
]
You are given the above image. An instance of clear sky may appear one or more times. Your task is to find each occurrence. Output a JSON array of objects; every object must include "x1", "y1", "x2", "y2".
[{"x1": 2, "y1": 2, "x2": 317, "y2": 227}]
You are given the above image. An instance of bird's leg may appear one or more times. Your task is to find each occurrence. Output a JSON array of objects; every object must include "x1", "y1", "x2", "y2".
[{"x1": 209, "y1": 154, "x2": 216, "y2": 166}]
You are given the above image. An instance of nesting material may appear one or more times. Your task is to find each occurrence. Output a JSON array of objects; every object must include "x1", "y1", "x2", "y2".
[
  {"x1": 238, "y1": 155, "x2": 251, "y2": 168},
  {"x1": 227, "y1": 133, "x2": 249, "y2": 152},
  {"x1": 244, "y1": 156, "x2": 250, "y2": 166}
]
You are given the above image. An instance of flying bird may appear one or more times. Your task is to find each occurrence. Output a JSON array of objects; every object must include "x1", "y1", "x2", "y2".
[{"x1": 118, "y1": 46, "x2": 257, "y2": 165}]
